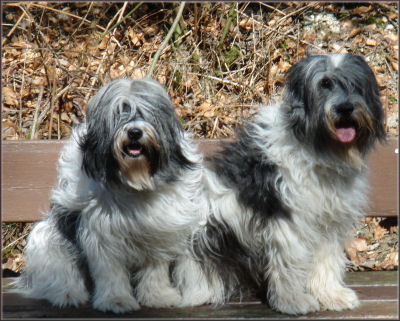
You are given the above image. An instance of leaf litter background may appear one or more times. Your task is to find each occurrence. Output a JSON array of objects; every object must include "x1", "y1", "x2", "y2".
[{"x1": 2, "y1": 2, "x2": 398, "y2": 275}]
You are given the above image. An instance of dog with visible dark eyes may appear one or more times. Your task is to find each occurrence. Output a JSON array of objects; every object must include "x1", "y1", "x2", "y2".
[
  {"x1": 13, "y1": 78, "x2": 205, "y2": 313},
  {"x1": 175, "y1": 54, "x2": 386, "y2": 315}
]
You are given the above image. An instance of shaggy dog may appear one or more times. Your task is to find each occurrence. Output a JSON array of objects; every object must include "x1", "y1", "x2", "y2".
[
  {"x1": 13, "y1": 78, "x2": 205, "y2": 313},
  {"x1": 175, "y1": 54, "x2": 386, "y2": 315}
]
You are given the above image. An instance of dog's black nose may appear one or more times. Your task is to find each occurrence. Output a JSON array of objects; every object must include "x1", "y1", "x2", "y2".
[
  {"x1": 128, "y1": 128, "x2": 143, "y2": 140},
  {"x1": 335, "y1": 103, "x2": 354, "y2": 117}
]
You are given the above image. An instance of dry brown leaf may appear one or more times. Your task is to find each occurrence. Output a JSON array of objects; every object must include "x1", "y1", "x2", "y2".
[
  {"x1": 199, "y1": 100, "x2": 215, "y2": 118},
  {"x1": 383, "y1": 33, "x2": 398, "y2": 45},
  {"x1": 366, "y1": 38, "x2": 377, "y2": 46},
  {"x1": 31, "y1": 77, "x2": 48, "y2": 87},
  {"x1": 375, "y1": 74, "x2": 386, "y2": 88},
  {"x1": 350, "y1": 238, "x2": 369, "y2": 252},
  {"x1": 2, "y1": 121, "x2": 18, "y2": 139},
  {"x1": 278, "y1": 59, "x2": 291, "y2": 74},
  {"x1": 388, "y1": 58, "x2": 398, "y2": 72},
  {"x1": 98, "y1": 35, "x2": 110, "y2": 50},
  {"x1": 131, "y1": 68, "x2": 146, "y2": 80},
  {"x1": 3, "y1": 87, "x2": 18, "y2": 106},
  {"x1": 331, "y1": 44, "x2": 347, "y2": 54},
  {"x1": 2, "y1": 254, "x2": 23, "y2": 272},
  {"x1": 380, "y1": 251, "x2": 398, "y2": 270},
  {"x1": 345, "y1": 239, "x2": 365, "y2": 264},
  {"x1": 373, "y1": 66, "x2": 385, "y2": 74},
  {"x1": 345, "y1": 246, "x2": 360, "y2": 263},
  {"x1": 374, "y1": 224, "x2": 389, "y2": 240},
  {"x1": 348, "y1": 28, "x2": 362, "y2": 39},
  {"x1": 351, "y1": 6, "x2": 373, "y2": 16}
]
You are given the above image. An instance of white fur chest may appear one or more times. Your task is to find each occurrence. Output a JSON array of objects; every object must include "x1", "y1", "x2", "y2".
[{"x1": 78, "y1": 178, "x2": 201, "y2": 266}]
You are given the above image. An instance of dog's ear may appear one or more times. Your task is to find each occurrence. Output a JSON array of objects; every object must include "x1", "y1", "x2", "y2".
[
  {"x1": 283, "y1": 57, "x2": 311, "y2": 110},
  {"x1": 281, "y1": 60, "x2": 310, "y2": 141},
  {"x1": 80, "y1": 125, "x2": 115, "y2": 183},
  {"x1": 349, "y1": 55, "x2": 386, "y2": 142}
]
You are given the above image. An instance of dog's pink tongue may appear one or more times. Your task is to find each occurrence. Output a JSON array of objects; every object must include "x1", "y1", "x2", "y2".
[
  {"x1": 336, "y1": 127, "x2": 356, "y2": 143},
  {"x1": 128, "y1": 146, "x2": 142, "y2": 156}
]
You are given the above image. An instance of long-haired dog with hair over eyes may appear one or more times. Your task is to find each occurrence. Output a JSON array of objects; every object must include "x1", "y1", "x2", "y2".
[
  {"x1": 175, "y1": 54, "x2": 386, "y2": 315},
  {"x1": 13, "y1": 78, "x2": 205, "y2": 313}
]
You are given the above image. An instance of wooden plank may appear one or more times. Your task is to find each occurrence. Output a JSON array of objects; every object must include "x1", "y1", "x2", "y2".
[
  {"x1": 2, "y1": 271, "x2": 398, "y2": 319},
  {"x1": 2, "y1": 297, "x2": 397, "y2": 319},
  {"x1": 1, "y1": 138, "x2": 398, "y2": 222},
  {"x1": 366, "y1": 138, "x2": 399, "y2": 217},
  {"x1": 344, "y1": 270, "x2": 398, "y2": 285},
  {"x1": 2, "y1": 141, "x2": 64, "y2": 222}
]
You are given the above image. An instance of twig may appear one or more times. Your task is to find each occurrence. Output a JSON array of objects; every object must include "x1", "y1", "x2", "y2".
[
  {"x1": 376, "y1": 2, "x2": 398, "y2": 14},
  {"x1": 97, "y1": 2, "x2": 143, "y2": 47},
  {"x1": 70, "y1": 2, "x2": 94, "y2": 38},
  {"x1": 2, "y1": 232, "x2": 30, "y2": 252},
  {"x1": 57, "y1": 107, "x2": 61, "y2": 140},
  {"x1": 30, "y1": 86, "x2": 44, "y2": 140},
  {"x1": 190, "y1": 72, "x2": 246, "y2": 89},
  {"x1": 234, "y1": 8, "x2": 322, "y2": 52},
  {"x1": 147, "y1": 2, "x2": 186, "y2": 78},
  {"x1": 274, "y1": 3, "x2": 315, "y2": 26},
  {"x1": 19, "y1": 50, "x2": 27, "y2": 133},
  {"x1": 83, "y1": 50, "x2": 108, "y2": 104},
  {"x1": 4, "y1": 2, "x2": 106, "y2": 32},
  {"x1": 258, "y1": 2, "x2": 286, "y2": 15},
  {"x1": 158, "y1": 30, "x2": 192, "y2": 57},
  {"x1": 211, "y1": 117, "x2": 219, "y2": 138},
  {"x1": 4, "y1": 2, "x2": 34, "y2": 44},
  {"x1": 2, "y1": 9, "x2": 28, "y2": 46},
  {"x1": 37, "y1": 85, "x2": 71, "y2": 135},
  {"x1": 218, "y1": 3, "x2": 236, "y2": 48}
]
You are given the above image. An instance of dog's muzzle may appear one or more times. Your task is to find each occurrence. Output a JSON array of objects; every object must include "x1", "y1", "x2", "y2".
[
  {"x1": 333, "y1": 103, "x2": 357, "y2": 143},
  {"x1": 124, "y1": 128, "x2": 144, "y2": 158}
]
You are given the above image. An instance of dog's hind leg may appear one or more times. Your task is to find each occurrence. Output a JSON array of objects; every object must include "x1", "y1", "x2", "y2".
[
  {"x1": 11, "y1": 220, "x2": 89, "y2": 307},
  {"x1": 173, "y1": 255, "x2": 225, "y2": 307},
  {"x1": 135, "y1": 261, "x2": 182, "y2": 308}
]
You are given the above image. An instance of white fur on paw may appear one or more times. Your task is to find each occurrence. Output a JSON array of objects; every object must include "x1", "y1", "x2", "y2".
[
  {"x1": 52, "y1": 290, "x2": 89, "y2": 308},
  {"x1": 93, "y1": 295, "x2": 140, "y2": 313},
  {"x1": 318, "y1": 287, "x2": 360, "y2": 311},
  {"x1": 138, "y1": 287, "x2": 182, "y2": 308},
  {"x1": 179, "y1": 290, "x2": 214, "y2": 307},
  {"x1": 270, "y1": 292, "x2": 320, "y2": 315}
]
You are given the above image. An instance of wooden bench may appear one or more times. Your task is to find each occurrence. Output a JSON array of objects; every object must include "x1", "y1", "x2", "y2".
[{"x1": 2, "y1": 138, "x2": 398, "y2": 319}]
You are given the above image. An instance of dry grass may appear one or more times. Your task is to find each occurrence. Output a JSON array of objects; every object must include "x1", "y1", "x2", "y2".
[{"x1": 2, "y1": 2, "x2": 398, "y2": 140}]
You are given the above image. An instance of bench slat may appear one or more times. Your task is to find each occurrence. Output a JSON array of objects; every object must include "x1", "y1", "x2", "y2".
[
  {"x1": 2, "y1": 297, "x2": 397, "y2": 319},
  {"x1": 1, "y1": 138, "x2": 398, "y2": 222},
  {"x1": 2, "y1": 271, "x2": 398, "y2": 319}
]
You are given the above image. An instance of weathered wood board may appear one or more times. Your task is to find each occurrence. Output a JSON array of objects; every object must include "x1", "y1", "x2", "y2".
[
  {"x1": 1, "y1": 138, "x2": 398, "y2": 222},
  {"x1": 2, "y1": 271, "x2": 398, "y2": 319}
]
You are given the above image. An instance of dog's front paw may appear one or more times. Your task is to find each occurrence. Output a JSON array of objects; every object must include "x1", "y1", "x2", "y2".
[
  {"x1": 93, "y1": 294, "x2": 140, "y2": 313},
  {"x1": 51, "y1": 288, "x2": 89, "y2": 308},
  {"x1": 138, "y1": 286, "x2": 182, "y2": 308},
  {"x1": 318, "y1": 287, "x2": 359, "y2": 311},
  {"x1": 179, "y1": 290, "x2": 214, "y2": 307},
  {"x1": 270, "y1": 292, "x2": 320, "y2": 315}
]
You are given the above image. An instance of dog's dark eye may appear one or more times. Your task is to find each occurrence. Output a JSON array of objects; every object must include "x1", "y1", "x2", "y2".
[
  {"x1": 121, "y1": 102, "x2": 131, "y2": 113},
  {"x1": 320, "y1": 78, "x2": 333, "y2": 89}
]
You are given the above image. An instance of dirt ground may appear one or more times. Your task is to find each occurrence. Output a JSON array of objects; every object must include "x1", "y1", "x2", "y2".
[{"x1": 2, "y1": 2, "x2": 398, "y2": 274}]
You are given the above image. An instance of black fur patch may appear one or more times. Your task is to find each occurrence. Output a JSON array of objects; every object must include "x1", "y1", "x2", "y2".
[
  {"x1": 51, "y1": 203, "x2": 94, "y2": 295},
  {"x1": 209, "y1": 127, "x2": 290, "y2": 221},
  {"x1": 192, "y1": 215, "x2": 260, "y2": 298}
]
